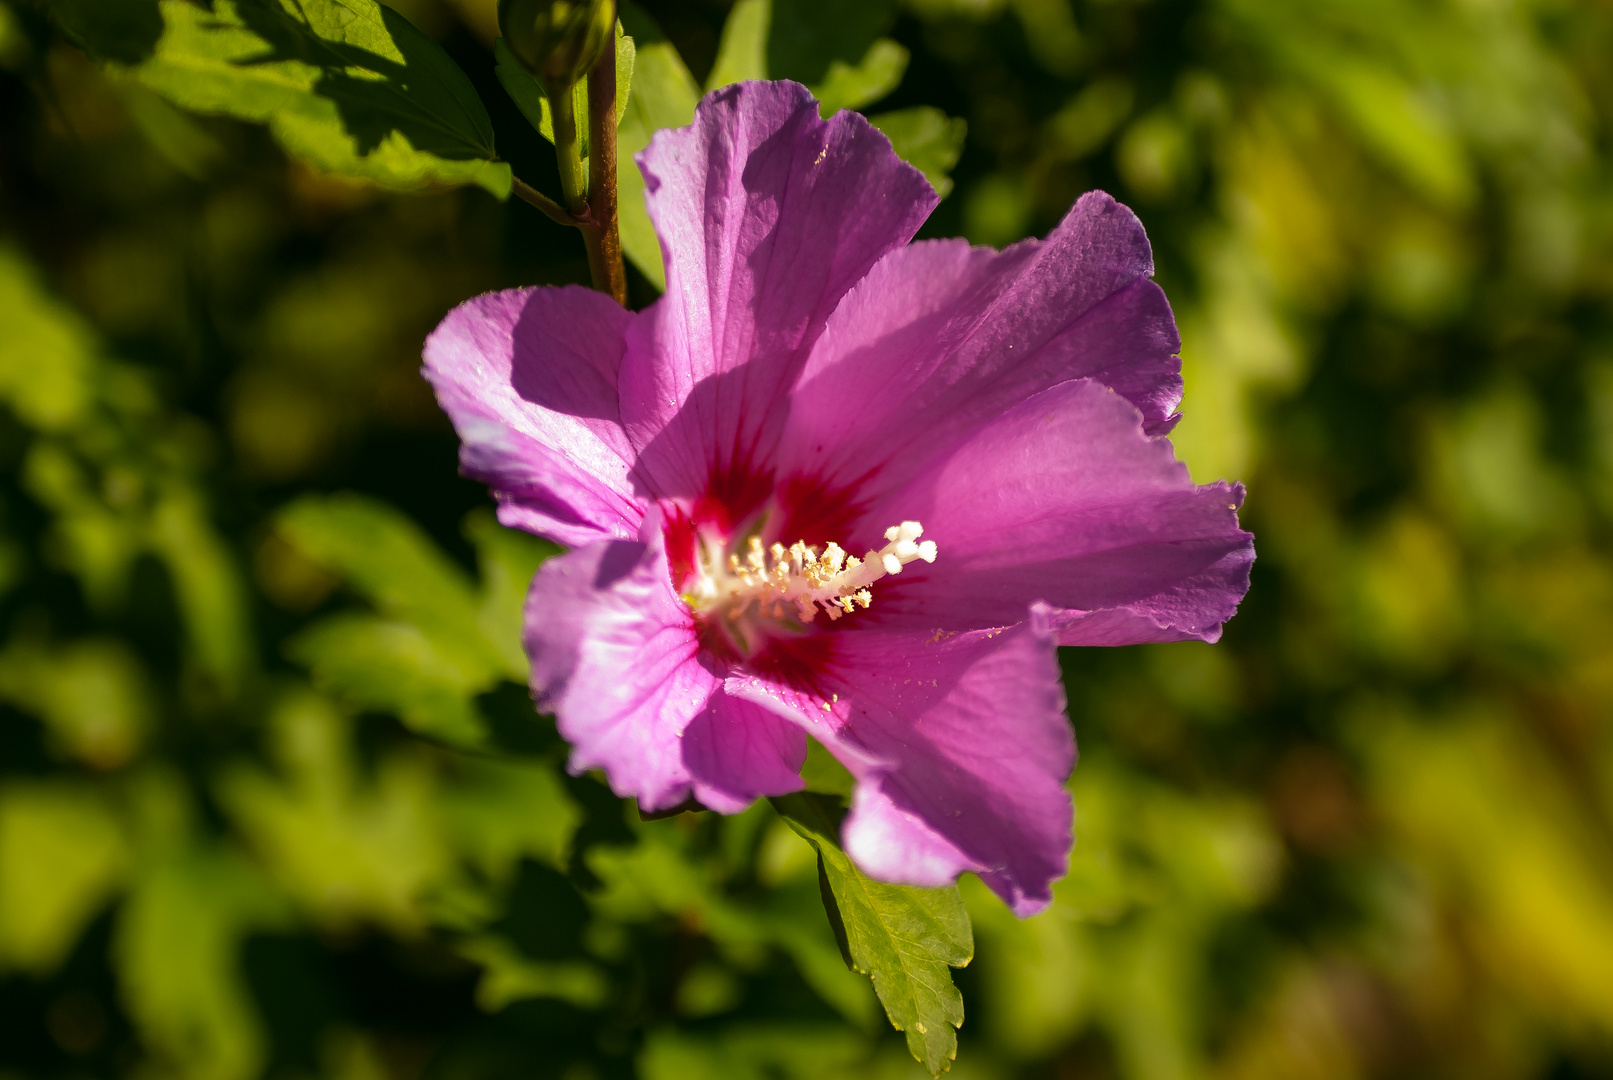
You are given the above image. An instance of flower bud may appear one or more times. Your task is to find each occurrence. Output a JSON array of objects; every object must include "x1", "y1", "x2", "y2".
[{"x1": 499, "y1": 0, "x2": 614, "y2": 90}]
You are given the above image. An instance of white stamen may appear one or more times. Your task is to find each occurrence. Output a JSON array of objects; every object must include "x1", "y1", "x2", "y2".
[{"x1": 683, "y1": 520, "x2": 937, "y2": 626}]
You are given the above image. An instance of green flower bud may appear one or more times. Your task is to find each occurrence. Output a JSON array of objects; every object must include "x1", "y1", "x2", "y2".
[{"x1": 499, "y1": 0, "x2": 615, "y2": 90}]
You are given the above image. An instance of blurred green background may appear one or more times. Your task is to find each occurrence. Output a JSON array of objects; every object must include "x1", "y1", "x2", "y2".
[{"x1": 3, "y1": 0, "x2": 1613, "y2": 1078}]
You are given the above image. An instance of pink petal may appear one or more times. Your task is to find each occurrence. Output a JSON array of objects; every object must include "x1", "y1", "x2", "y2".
[
  {"x1": 622, "y1": 80, "x2": 937, "y2": 512},
  {"x1": 423, "y1": 287, "x2": 645, "y2": 546},
  {"x1": 868, "y1": 378, "x2": 1253, "y2": 644},
  {"x1": 771, "y1": 192, "x2": 1181, "y2": 538},
  {"x1": 830, "y1": 607, "x2": 1075, "y2": 916},
  {"x1": 726, "y1": 610, "x2": 1075, "y2": 916},
  {"x1": 523, "y1": 519, "x2": 715, "y2": 810},
  {"x1": 682, "y1": 689, "x2": 807, "y2": 813}
]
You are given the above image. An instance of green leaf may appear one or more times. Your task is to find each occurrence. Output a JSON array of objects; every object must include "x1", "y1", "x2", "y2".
[
  {"x1": 114, "y1": 845, "x2": 291, "y2": 1080},
  {"x1": 706, "y1": 0, "x2": 904, "y2": 111},
  {"x1": 277, "y1": 494, "x2": 486, "y2": 661},
  {"x1": 772, "y1": 794, "x2": 973, "y2": 1077},
  {"x1": 811, "y1": 38, "x2": 908, "y2": 114},
  {"x1": 799, "y1": 737, "x2": 854, "y2": 797},
  {"x1": 616, "y1": 3, "x2": 700, "y2": 288},
  {"x1": 457, "y1": 936, "x2": 609, "y2": 1010},
  {"x1": 0, "y1": 244, "x2": 98, "y2": 432},
  {"x1": 869, "y1": 107, "x2": 967, "y2": 198},
  {"x1": 119, "y1": 81, "x2": 228, "y2": 178},
  {"x1": 464, "y1": 510, "x2": 556, "y2": 682},
  {"x1": 217, "y1": 690, "x2": 454, "y2": 933},
  {"x1": 705, "y1": 0, "x2": 769, "y2": 90},
  {"x1": 286, "y1": 613, "x2": 493, "y2": 748},
  {"x1": 440, "y1": 758, "x2": 581, "y2": 882},
  {"x1": 640, "y1": 1025, "x2": 869, "y2": 1080},
  {"x1": 494, "y1": 24, "x2": 635, "y2": 159},
  {"x1": 494, "y1": 35, "x2": 553, "y2": 136},
  {"x1": 48, "y1": 0, "x2": 163, "y2": 65},
  {"x1": 148, "y1": 492, "x2": 254, "y2": 694},
  {"x1": 66, "y1": 0, "x2": 511, "y2": 197},
  {"x1": 1046, "y1": 77, "x2": 1135, "y2": 161},
  {"x1": 767, "y1": 0, "x2": 897, "y2": 90},
  {"x1": 0, "y1": 782, "x2": 130, "y2": 974},
  {"x1": 276, "y1": 498, "x2": 556, "y2": 747},
  {"x1": 0, "y1": 638, "x2": 152, "y2": 770}
]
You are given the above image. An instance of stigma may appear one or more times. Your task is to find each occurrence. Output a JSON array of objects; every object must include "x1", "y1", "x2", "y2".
[{"x1": 683, "y1": 521, "x2": 937, "y2": 626}]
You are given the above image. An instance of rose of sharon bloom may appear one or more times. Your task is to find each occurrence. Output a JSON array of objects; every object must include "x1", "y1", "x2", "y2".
[{"x1": 424, "y1": 80, "x2": 1252, "y2": 915}]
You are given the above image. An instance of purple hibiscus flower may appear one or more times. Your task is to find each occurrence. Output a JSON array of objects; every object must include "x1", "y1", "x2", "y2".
[{"x1": 423, "y1": 80, "x2": 1252, "y2": 916}]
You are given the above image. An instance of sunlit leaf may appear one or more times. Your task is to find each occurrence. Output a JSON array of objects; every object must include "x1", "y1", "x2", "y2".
[
  {"x1": 639, "y1": 1024, "x2": 868, "y2": 1080},
  {"x1": 869, "y1": 107, "x2": 966, "y2": 198},
  {"x1": 1046, "y1": 77, "x2": 1134, "y2": 161},
  {"x1": 217, "y1": 691, "x2": 454, "y2": 933},
  {"x1": 1364, "y1": 713, "x2": 1613, "y2": 1027},
  {"x1": 58, "y1": 0, "x2": 511, "y2": 197},
  {"x1": 277, "y1": 493, "x2": 489, "y2": 667},
  {"x1": 706, "y1": 0, "x2": 903, "y2": 112},
  {"x1": 114, "y1": 845, "x2": 291, "y2": 1080},
  {"x1": 772, "y1": 794, "x2": 972, "y2": 1077},
  {"x1": 766, "y1": 0, "x2": 898, "y2": 91},
  {"x1": 811, "y1": 38, "x2": 907, "y2": 115},
  {"x1": 0, "y1": 638, "x2": 151, "y2": 769},
  {"x1": 464, "y1": 510, "x2": 556, "y2": 682},
  {"x1": 440, "y1": 758, "x2": 581, "y2": 881},
  {"x1": 148, "y1": 492, "x2": 254, "y2": 694},
  {"x1": 798, "y1": 737, "x2": 854, "y2": 797},
  {"x1": 0, "y1": 782, "x2": 129, "y2": 974},
  {"x1": 287, "y1": 612, "x2": 492, "y2": 748},
  {"x1": 120, "y1": 82, "x2": 227, "y2": 178},
  {"x1": 705, "y1": 0, "x2": 768, "y2": 90},
  {"x1": 458, "y1": 935, "x2": 610, "y2": 1010},
  {"x1": 0, "y1": 245, "x2": 97, "y2": 432}
]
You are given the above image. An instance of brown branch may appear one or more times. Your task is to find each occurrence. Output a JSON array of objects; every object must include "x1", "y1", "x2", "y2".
[{"x1": 511, "y1": 176, "x2": 583, "y2": 228}]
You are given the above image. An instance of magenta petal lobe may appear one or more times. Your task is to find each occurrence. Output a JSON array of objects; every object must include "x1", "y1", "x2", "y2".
[
  {"x1": 774, "y1": 191, "x2": 1183, "y2": 512},
  {"x1": 423, "y1": 286, "x2": 645, "y2": 546},
  {"x1": 869, "y1": 378, "x2": 1253, "y2": 644},
  {"x1": 682, "y1": 689, "x2": 808, "y2": 813},
  {"x1": 623, "y1": 80, "x2": 938, "y2": 505},
  {"x1": 523, "y1": 522, "x2": 714, "y2": 811},
  {"x1": 825, "y1": 607, "x2": 1076, "y2": 916}
]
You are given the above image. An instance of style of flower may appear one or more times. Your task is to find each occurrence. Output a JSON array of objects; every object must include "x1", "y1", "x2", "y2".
[{"x1": 424, "y1": 80, "x2": 1253, "y2": 915}]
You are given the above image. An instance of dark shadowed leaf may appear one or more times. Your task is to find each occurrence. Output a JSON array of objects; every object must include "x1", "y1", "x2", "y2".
[
  {"x1": 767, "y1": 0, "x2": 897, "y2": 89},
  {"x1": 56, "y1": 0, "x2": 510, "y2": 196}
]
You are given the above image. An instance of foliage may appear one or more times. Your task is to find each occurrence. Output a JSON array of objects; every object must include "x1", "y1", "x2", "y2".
[{"x1": 3, "y1": 0, "x2": 1613, "y2": 1078}]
